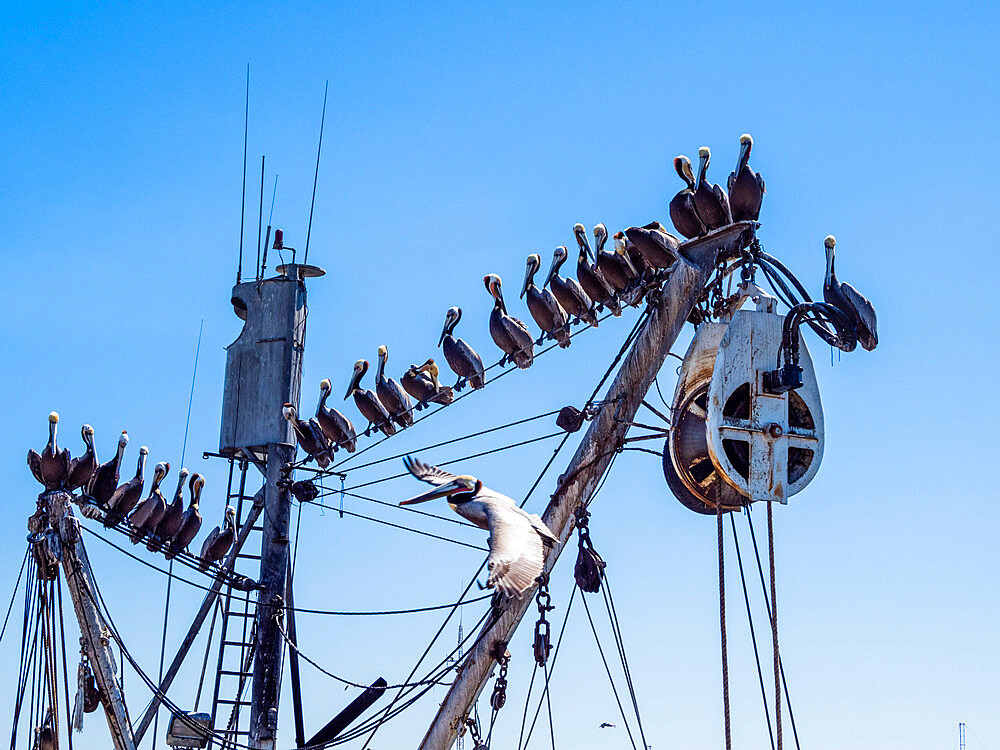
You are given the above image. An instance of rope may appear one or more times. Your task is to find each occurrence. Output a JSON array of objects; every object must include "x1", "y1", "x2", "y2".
[
  {"x1": 730, "y1": 513, "x2": 776, "y2": 750},
  {"x1": 601, "y1": 575, "x2": 647, "y2": 749},
  {"x1": 0, "y1": 549, "x2": 28, "y2": 645},
  {"x1": 193, "y1": 598, "x2": 221, "y2": 711},
  {"x1": 316, "y1": 504, "x2": 488, "y2": 552},
  {"x1": 718, "y1": 491, "x2": 732, "y2": 750},
  {"x1": 280, "y1": 592, "x2": 493, "y2": 617},
  {"x1": 745, "y1": 507, "x2": 801, "y2": 749},
  {"x1": 768, "y1": 500, "x2": 782, "y2": 750},
  {"x1": 56, "y1": 575, "x2": 74, "y2": 750}
]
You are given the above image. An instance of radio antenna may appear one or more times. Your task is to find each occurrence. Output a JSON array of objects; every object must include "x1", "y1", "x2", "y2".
[
  {"x1": 237, "y1": 63, "x2": 249, "y2": 283},
  {"x1": 256, "y1": 155, "x2": 265, "y2": 280},
  {"x1": 303, "y1": 80, "x2": 328, "y2": 265},
  {"x1": 261, "y1": 174, "x2": 278, "y2": 277}
]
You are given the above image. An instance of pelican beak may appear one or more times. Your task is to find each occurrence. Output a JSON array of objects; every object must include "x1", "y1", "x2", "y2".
[
  {"x1": 399, "y1": 479, "x2": 465, "y2": 505},
  {"x1": 618, "y1": 244, "x2": 638, "y2": 276},
  {"x1": 544, "y1": 254, "x2": 559, "y2": 289},
  {"x1": 438, "y1": 325, "x2": 447, "y2": 347},
  {"x1": 520, "y1": 259, "x2": 533, "y2": 299},
  {"x1": 738, "y1": 136, "x2": 752, "y2": 170}
]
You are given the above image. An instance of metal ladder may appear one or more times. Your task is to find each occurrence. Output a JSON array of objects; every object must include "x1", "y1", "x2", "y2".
[{"x1": 209, "y1": 458, "x2": 265, "y2": 749}]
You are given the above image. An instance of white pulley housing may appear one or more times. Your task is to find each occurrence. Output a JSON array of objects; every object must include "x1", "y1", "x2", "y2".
[{"x1": 706, "y1": 295, "x2": 824, "y2": 503}]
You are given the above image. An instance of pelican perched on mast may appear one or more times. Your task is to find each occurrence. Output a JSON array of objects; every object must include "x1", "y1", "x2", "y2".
[
  {"x1": 104, "y1": 445, "x2": 148, "y2": 527},
  {"x1": 521, "y1": 255, "x2": 570, "y2": 348},
  {"x1": 150, "y1": 467, "x2": 189, "y2": 552},
  {"x1": 439, "y1": 307, "x2": 485, "y2": 391},
  {"x1": 624, "y1": 222, "x2": 680, "y2": 271},
  {"x1": 400, "y1": 456, "x2": 558, "y2": 597},
  {"x1": 165, "y1": 473, "x2": 203, "y2": 560},
  {"x1": 345, "y1": 360, "x2": 397, "y2": 436},
  {"x1": 316, "y1": 379, "x2": 357, "y2": 453},
  {"x1": 89, "y1": 430, "x2": 128, "y2": 508},
  {"x1": 669, "y1": 155, "x2": 706, "y2": 239},
  {"x1": 574, "y1": 223, "x2": 620, "y2": 316},
  {"x1": 823, "y1": 235, "x2": 878, "y2": 351},
  {"x1": 694, "y1": 146, "x2": 733, "y2": 230},
  {"x1": 128, "y1": 461, "x2": 169, "y2": 544},
  {"x1": 593, "y1": 223, "x2": 638, "y2": 294},
  {"x1": 27, "y1": 412, "x2": 70, "y2": 492},
  {"x1": 199, "y1": 505, "x2": 236, "y2": 571},
  {"x1": 283, "y1": 403, "x2": 332, "y2": 467},
  {"x1": 376, "y1": 345, "x2": 414, "y2": 428},
  {"x1": 546, "y1": 248, "x2": 598, "y2": 328},
  {"x1": 727, "y1": 133, "x2": 765, "y2": 222},
  {"x1": 485, "y1": 274, "x2": 535, "y2": 367},
  {"x1": 66, "y1": 424, "x2": 98, "y2": 492}
]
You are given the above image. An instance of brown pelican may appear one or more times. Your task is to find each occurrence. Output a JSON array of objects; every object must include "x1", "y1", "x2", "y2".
[
  {"x1": 27, "y1": 412, "x2": 70, "y2": 492},
  {"x1": 574, "y1": 223, "x2": 620, "y2": 316},
  {"x1": 593, "y1": 223, "x2": 637, "y2": 293},
  {"x1": 66, "y1": 424, "x2": 98, "y2": 492},
  {"x1": 282, "y1": 404, "x2": 332, "y2": 466},
  {"x1": 198, "y1": 505, "x2": 236, "y2": 571},
  {"x1": 615, "y1": 231, "x2": 651, "y2": 281},
  {"x1": 88, "y1": 430, "x2": 128, "y2": 507},
  {"x1": 402, "y1": 359, "x2": 455, "y2": 408},
  {"x1": 316, "y1": 379, "x2": 357, "y2": 452},
  {"x1": 345, "y1": 360, "x2": 397, "y2": 436},
  {"x1": 104, "y1": 446, "x2": 148, "y2": 527},
  {"x1": 624, "y1": 222, "x2": 680, "y2": 270},
  {"x1": 128, "y1": 462, "x2": 169, "y2": 544},
  {"x1": 150, "y1": 467, "x2": 189, "y2": 552},
  {"x1": 727, "y1": 133, "x2": 765, "y2": 222},
  {"x1": 376, "y1": 345, "x2": 414, "y2": 428},
  {"x1": 485, "y1": 273, "x2": 536, "y2": 365},
  {"x1": 439, "y1": 307, "x2": 485, "y2": 391},
  {"x1": 694, "y1": 146, "x2": 733, "y2": 230},
  {"x1": 165, "y1": 473, "x2": 203, "y2": 560},
  {"x1": 823, "y1": 235, "x2": 878, "y2": 351},
  {"x1": 400, "y1": 456, "x2": 558, "y2": 597},
  {"x1": 521, "y1": 254, "x2": 570, "y2": 347},
  {"x1": 669, "y1": 155, "x2": 706, "y2": 239},
  {"x1": 545, "y1": 248, "x2": 598, "y2": 328}
]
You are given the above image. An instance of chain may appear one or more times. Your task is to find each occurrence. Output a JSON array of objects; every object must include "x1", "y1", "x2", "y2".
[
  {"x1": 533, "y1": 573, "x2": 554, "y2": 667},
  {"x1": 489, "y1": 641, "x2": 510, "y2": 712},
  {"x1": 465, "y1": 715, "x2": 488, "y2": 750},
  {"x1": 574, "y1": 507, "x2": 606, "y2": 593}
]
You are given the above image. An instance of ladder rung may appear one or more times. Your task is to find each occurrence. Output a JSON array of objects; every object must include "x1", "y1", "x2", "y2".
[
  {"x1": 223, "y1": 610, "x2": 256, "y2": 618},
  {"x1": 236, "y1": 553, "x2": 261, "y2": 560},
  {"x1": 220, "y1": 640, "x2": 255, "y2": 647},
  {"x1": 219, "y1": 669, "x2": 254, "y2": 677}
]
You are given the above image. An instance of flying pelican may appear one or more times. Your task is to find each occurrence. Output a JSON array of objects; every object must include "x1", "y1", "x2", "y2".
[
  {"x1": 66, "y1": 424, "x2": 98, "y2": 492},
  {"x1": 593, "y1": 223, "x2": 638, "y2": 293},
  {"x1": 439, "y1": 307, "x2": 485, "y2": 391},
  {"x1": 199, "y1": 505, "x2": 236, "y2": 571},
  {"x1": 823, "y1": 235, "x2": 878, "y2": 351},
  {"x1": 521, "y1": 255, "x2": 570, "y2": 348},
  {"x1": 624, "y1": 222, "x2": 680, "y2": 270},
  {"x1": 27, "y1": 412, "x2": 70, "y2": 492},
  {"x1": 376, "y1": 345, "x2": 414, "y2": 428},
  {"x1": 400, "y1": 456, "x2": 558, "y2": 597},
  {"x1": 104, "y1": 446, "x2": 148, "y2": 527},
  {"x1": 485, "y1": 273, "x2": 535, "y2": 367},
  {"x1": 727, "y1": 133, "x2": 765, "y2": 222},
  {"x1": 316, "y1": 379, "x2": 357, "y2": 453},
  {"x1": 128, "y1": 462, "x2": 169, "y2": 544},
  {"x1": 150, "y1": 467, "x2": 189, "y2": 552},
  {"x1": 165, "y1": 473, "x2": 203, "y2": 560},
  {"x1": 670, "y1": 155, "x2": 706, "y2": 239},
  {"x1": 89, "y1": 431, "x2": 128, "y2": 507},
  {"x1": 345, "y1": 360, "x2": 397, "y2": 436},
  {"x1": 574, "y1": 223, "x2": 620, "y2": 316},
  {"x1": 401, "y1": 359, "x2": 454, "y2": 409},
  {"x1": 694, "y1": 146, "x2": 733, "y2": 230},
  {"x1": 282, "y1": 404, "x2": 332, "y2": 466},
  {"x1": 545, "y1": 247, "x2": 597, "y2": 328}
]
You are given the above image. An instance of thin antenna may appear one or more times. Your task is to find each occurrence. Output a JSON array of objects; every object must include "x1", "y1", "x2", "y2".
[
  {"x1": 261, "y1": 174, "x2": 278, "y2": 278},
  {"x1": 303, "y1": 80, "x2": 329, "y2": 265},
  {"x1": 153, "y1": 318, "x2": 204, "y2": 749},
  {"x1": 237, "y1": 64, "x2": 249, "y2": 283},
  {"x1": 257, "y1": 155, "x2": 265, "y2": 280}
]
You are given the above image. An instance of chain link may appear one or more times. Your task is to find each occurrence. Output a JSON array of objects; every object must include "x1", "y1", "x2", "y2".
[
  {"x1": 533, "y1": 573, "x2": 554, "y2": 667},
  {"x1": 489, "y1": 642, "x2": 510, "y2": 712}
]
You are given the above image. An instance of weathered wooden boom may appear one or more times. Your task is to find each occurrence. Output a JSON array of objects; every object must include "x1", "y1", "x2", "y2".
[{"x1": 418, "y1": 221, "x2": 755, "y2": 750}]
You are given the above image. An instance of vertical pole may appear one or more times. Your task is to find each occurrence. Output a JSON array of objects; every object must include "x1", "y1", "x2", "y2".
[
  {"x1": 285, "y1": 556, "x2": 305, "y2": 748},
  {"x1": 49, "y1": 492, "x2": 137, "y2": 750},
  {"x1": 248, "y1": 443, "x2": 294, "y2": 749}
]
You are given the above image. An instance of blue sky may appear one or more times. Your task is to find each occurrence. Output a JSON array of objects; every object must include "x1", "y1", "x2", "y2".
[{"x1": 2, "y1": 2, "x2": 998, "y2": 748}]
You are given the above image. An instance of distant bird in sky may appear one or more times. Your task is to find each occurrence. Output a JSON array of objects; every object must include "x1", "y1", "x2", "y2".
[
  {"x1": 400, "y1": 456, "x2": 557, "y2": 597},
  {"x1": 599, "y1": 722, "x2": 615, "y2": 729}
]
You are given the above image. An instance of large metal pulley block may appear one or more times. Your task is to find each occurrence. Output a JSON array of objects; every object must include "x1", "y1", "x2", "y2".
[{"x1": 706, "y1": 295, "x2": 824, "y2": 503}]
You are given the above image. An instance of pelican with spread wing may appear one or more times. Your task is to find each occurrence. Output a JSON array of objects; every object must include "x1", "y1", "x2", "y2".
[{"x1": 399, "y1": 456, "x2": 558, "y2": 597}]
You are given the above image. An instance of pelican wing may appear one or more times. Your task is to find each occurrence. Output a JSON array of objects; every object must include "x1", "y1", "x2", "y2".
[
  {"x1": 484, "y1": 504, "x2": 544, "y2": 598},
  {"x1": 199, "y1": 525, "x2": 221, "y2": 560},
  {"x1": 403, "y1": 456, "x2": 457, "y2": 487},
  {"x1": 840, "y1": 281, "x2": 877, "y2": 348}
]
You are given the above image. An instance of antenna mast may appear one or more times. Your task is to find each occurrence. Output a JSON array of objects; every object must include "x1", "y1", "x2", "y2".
[
  {"x1": 237, "y1": 63, "x2": 249, "y2": 283},
  {"x1": 303, "y1": 80, "x2": 328, "y2": 266}
]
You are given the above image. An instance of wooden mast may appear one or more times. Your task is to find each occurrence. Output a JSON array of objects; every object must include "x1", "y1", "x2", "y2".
[{"x1": 418, "y1": 222, "x2": 755, "y2": 750}]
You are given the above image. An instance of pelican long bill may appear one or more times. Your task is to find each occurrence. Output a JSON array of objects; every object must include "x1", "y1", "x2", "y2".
[{"x1": 399, "y1": 479, "x2": 465, "y2": 505}]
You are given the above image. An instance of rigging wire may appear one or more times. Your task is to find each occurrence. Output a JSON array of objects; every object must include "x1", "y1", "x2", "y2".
[
  {"x1": 601, "y1": 574, "x2": 647, "y2": 749},
  {"x1": 0, "y1": 549, "x2": 29, "y2": 645},
  {"x1": 313, "y1": 503, "x2": 488, "y2": 552}
]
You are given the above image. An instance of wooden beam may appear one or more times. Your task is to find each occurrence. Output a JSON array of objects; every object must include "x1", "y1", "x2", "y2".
[
  {"x1": 417, "y1": 222, "x2": 755, "y2": 750},
  {"x1": 132, "y1": 486, "x2": 266, "y2": 745},
  {"x1": 51, "y1": 491, "x2": 138, "y2": 750}
]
